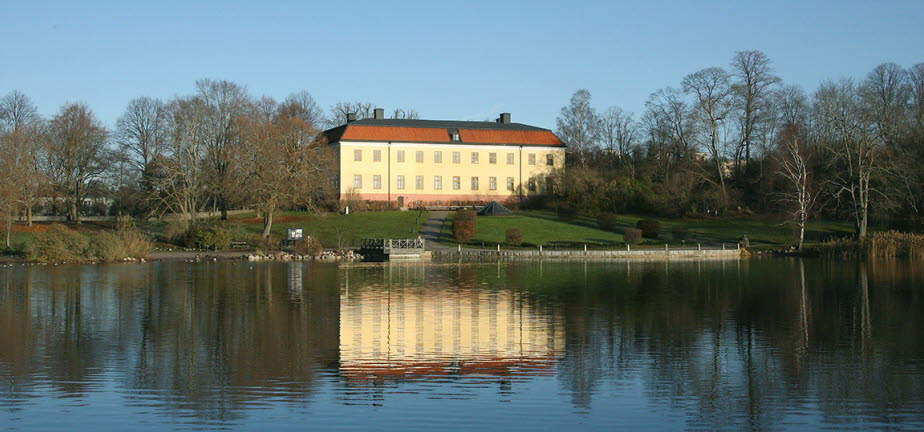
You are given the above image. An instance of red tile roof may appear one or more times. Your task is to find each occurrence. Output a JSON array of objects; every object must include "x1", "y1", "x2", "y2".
[{"x1": 328, "y1": 123, "x2": 565, "y2": 147}]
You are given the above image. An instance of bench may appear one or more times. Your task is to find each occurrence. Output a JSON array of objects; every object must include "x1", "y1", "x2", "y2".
[{"x1": 231, "y1": 241, "x2": 249, "y2": 249}]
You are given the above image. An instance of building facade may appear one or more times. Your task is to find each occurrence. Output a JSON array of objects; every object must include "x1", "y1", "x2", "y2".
[{"x1": 323, "y1": 109, "x2": 566, "y2": 205}]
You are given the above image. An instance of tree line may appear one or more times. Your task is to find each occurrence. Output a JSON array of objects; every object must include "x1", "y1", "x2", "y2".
[
  {"x1": 554, "y1": 50, "x2": 924, "y2": 248},
  {"x1": 0, "y1": 80, "x2": 420, "y2": 246}
]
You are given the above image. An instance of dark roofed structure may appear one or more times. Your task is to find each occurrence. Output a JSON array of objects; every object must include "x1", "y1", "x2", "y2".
[{"x1": 477, "y1": 201, "x2": 513, "y2": 216}]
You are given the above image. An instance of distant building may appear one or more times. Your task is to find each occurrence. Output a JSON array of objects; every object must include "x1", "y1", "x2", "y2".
[{"x1": 322, "y1": 109, "x2": 566, "y2": 206}]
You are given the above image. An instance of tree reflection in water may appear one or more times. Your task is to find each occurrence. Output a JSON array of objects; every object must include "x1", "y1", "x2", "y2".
[{"x1": 0, "y1": 258, "x2": 922, "y2": 430}]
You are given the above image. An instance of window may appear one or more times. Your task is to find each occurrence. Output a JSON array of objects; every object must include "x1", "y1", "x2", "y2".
[
  {"x1": 506, "y1": 177, "x2": 515, "y2": 191},
  {"x1": 546, "y1": 153, "x2": 555, "y2": 166},
  {"x1": 434, "y1": 151, "x2": 442, "y2": 163},
  {"x1": 373, "y1": 150, "x2": 381, "y2": 162},
  {"x1": 528, "y1": 177, "x2": 537, "y2": 192},
  {"x1": 452, "y1": 152, "x2": 461, "y2": 164},
  {"x1": 416, "y1": 151, "x2": 424, "y2": 163},
  {"x1": 353, "y1": 174, "x2": 362, "y2": 188},
  {"x1": 416, "y1": 175, "x2": 424, "y2": 190},
  {"x1": 372, "y1": 175, "x2": 381, "y2": 189},
  {"x1": 396, "y1": 175, "x2": 405, "y2": 189},
  {"x1": 397, "y1": 150, "x2": 405, "y2": 163},
  {"x1": 452, "y1": 176, "x2": 461, "y2": 190},
  {"x1": 471, "y1": 152, "x2": 479, "y2": 164},
  {"x1": 489, "y1": 176, "x2": 497, "y2": 190},
  {"x1": 489, "y1": 152, "x2": 497, "y2": 164},
  {"x1": 471, "y1": 176, "x2": 479, "y2": 190},
  {"x1": 448, "y1": 128, "x2": 461, "y2": 142},
  {"x1": 354, "y1": 149, "x2": 362, "y2": 161},
  {"x1": 434, "y1": 176, "x2": 442, "y2": 190},
  {"x1": 528, "y1": 153, "x2": 536, "y2": 165},
  {"x1": 506, "y1": 152, "x2": 515, "y2": 164}
]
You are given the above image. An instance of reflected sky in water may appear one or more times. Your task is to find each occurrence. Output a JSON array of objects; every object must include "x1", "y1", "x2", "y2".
[{"x1": 1, "y1": 259, "x2": 923, "y2": 431}]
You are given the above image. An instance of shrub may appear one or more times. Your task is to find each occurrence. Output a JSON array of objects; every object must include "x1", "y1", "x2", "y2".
[
  {"x1": 293, "y1": 236, "x2": 323, "y2": 256},
  {"x1": 596, "y1": 213, "x2": 619, "y2": 231},
  {"x1": 185, "y1": 225, "x2": 232, "y2": 250},
  {"x1": 453, "y1": 219, "x2": 475, "y2": 242},
  {"x1": 120, "y1": 228, "x2": 152, "y2": 258},
  {"x1": 671, "y1": 226, "x2": 689, "y2": 241},
  {"x1": 556, "y1": 203, "x2": 579, "y2": 221},
  {"x1": 163, "y1": 220, "x2": 189, "y2": 243},
  {"x1": 456, "y1": 209, "x2": 477, "y2": 223},
  {"x1": 453, "y1": 210, "x2": 477, "y2": 242},
  {"x1": 91, "y1": 232, "x2": 127, "y2": 261},
  {"x1": 636, "y1": 219, "x2": 662, "y2": 239},
  {"x1": 28, "y1": 224, "x2": 90, "y2": 262},
  {"x1": 505, "y1": 228, "x2": 523, "y2": 246},
  {"x1": 623, "y1": 228, "x2": 643, "y2": 245}
]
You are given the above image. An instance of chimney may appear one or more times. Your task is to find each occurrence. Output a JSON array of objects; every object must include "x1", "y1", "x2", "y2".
[
  {"x1": 374, "y1": 108, "x2": 385, "y2": 120},
  {"x1": 346, "y1": 112, "x2": 357, "y2": 123},
  {"x1": 498, "y1": 113, "x2": 511, "y2": 124}
]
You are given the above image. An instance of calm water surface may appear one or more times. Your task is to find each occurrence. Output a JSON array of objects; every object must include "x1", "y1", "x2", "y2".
[{"x1": 1, "y1": 258, "x2": 923, "y2": 431}]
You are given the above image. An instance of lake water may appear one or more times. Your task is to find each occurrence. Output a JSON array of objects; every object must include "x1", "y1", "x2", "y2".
[{"x1": 1, "y1": 258, "x2": 923, "y2": 431}]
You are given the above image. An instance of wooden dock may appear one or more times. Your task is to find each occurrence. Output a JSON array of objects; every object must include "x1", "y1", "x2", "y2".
[{"x1": 358, "y1": 238, "x2": 430, "y2": 260}]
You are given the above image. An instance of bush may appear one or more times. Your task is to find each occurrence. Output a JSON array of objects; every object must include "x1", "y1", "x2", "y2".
[
  {"x1": 556, "y1": 203, "x2": 579, "y2": 221},
  {"x1": 596, "y1": 213, "x2": 619, "y2": 231},
  {"x1": 453, "y1": 210, "x2": 477, "y2": 242},
  {"x1": 120, "y1": 228, "x2": 152, "y2": 258},
  {"x1": 636, "y1": 219, "x2": 662, "y2": 239},
  {"x1": 456, "y1": 209, "x2": 477, "y2": 223},
  {"x1": 28, "y1": 224, "x2": 91, "y2": 262},
  {"x1": 185, "y1": 225, "x2": 232, "y2": 250},
  {"x1": 623, "y1": 228, "x2": 643, "y2": 245},
  {"x1": 91, "y1": 232, "x2": 127, "y2": 261},
  {"x1": 453, "y1": 219, "x2": 475, "y2": 242},
  {"x1": 505, "y1": 228, "x2": 523, "y2": 246},
  {"x1": 163, "y1": 220, "x2": 189, "y2": 243},
  {"x1": 293, "y1": 236, "x2": 323, "y2": 256},
  {"x1": 671, "y1": 226, "x2": 689, "y2": 241}
]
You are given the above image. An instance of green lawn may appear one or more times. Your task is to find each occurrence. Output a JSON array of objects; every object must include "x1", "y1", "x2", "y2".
[
  {"x1": 440, "y1": 212, "x2": 624, "y2": 247},
  {"x1": 439, "y1": 210, "x2": 855, "y2": 248},
  {"x1": 221, "y1": 210, "x2": 428, "y2": 248}
]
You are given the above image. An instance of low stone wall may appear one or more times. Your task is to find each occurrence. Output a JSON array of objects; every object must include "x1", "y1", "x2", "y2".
[{"x1": 433, "y1": 248, "x2": 741, "y2": 260}]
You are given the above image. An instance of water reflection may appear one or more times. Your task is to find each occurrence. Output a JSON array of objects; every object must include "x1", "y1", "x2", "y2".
[{"x1": 0, "y1": 259, "x2": 922, "y2": 430}]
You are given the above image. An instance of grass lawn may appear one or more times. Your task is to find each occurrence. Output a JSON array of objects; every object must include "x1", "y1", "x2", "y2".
[
  {"x1": 439, "y1": 213, "x2": 624, "y2": 247},
  {"x1": 221, "y1": 210, "x2": 428, "y2": 248},
  {"x1": 439, "y1": 210, "x2": 855, "y2": 248}
]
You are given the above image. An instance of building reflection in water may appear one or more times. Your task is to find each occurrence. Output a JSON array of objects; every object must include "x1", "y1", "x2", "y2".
[{"x1": 339, "y1": 264, "x2": 565, "y2": 384}]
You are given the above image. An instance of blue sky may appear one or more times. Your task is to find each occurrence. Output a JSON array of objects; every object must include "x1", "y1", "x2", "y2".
[{"x1": 2, "y1": 0, "x2": 922, "y2": 130}]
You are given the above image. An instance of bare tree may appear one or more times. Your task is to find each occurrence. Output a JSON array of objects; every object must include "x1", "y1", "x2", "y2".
[
  {"x1": 774, "y1": 123, "x2": 817, "y2": 250},
  {"x1": 239, "y1": 97, "x2": 334, "y2": 239},
  {"x1": 683, "y1": 67, "x2": 734, "y2": 207},
  {"x1": 391, "y1": 108, "x2": 420, "y2": 119},
  {"x1": 910, "y1": 63, "x2": 924, "y2": 133},
  {"x1": 598, "y1": 106, "x2": 638, "y2": 162},
  {"x1": 730, "y1": 50, "x2": 781, "y2": 174},
  {"x1": 45, "y1": 103, "x2": 110, "y2": 223},
  {"x1": 196, "y1": 79, "x2": 252, "y2": 219},
  {"x1": 813, "y1": 79, "x2": 881, "y2": 238},
  {"x1": 556, "y1": 89, "x2": 598, "y2": 168},
  {"x1": 151, "y1": 95, "x2": 210, "y2": 220},
  {"x1": 283, "y1": 91, "x2": 325, "y2": 127},
  {"x1": 115, "y1": 97, "x2": 168, "y2": 191},
  {"x1": 0, "y1": 91, "x2": 46, "y2": 226},
  {"x1": 327, "y1": 101, "x2": 376, "y2": 126}
]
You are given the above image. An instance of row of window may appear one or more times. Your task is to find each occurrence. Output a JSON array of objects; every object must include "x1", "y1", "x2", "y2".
[
  {"x1": 352, "y1": 175, "x2": 538, "y2": 191},
  {"x1": 354, "y1": 149, "x2": 555, "y2": 166}
]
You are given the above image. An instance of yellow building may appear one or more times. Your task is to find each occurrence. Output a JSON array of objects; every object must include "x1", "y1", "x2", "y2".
[{"x1": 323, "y1": 110, "x2": 566, "y2": 206}]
